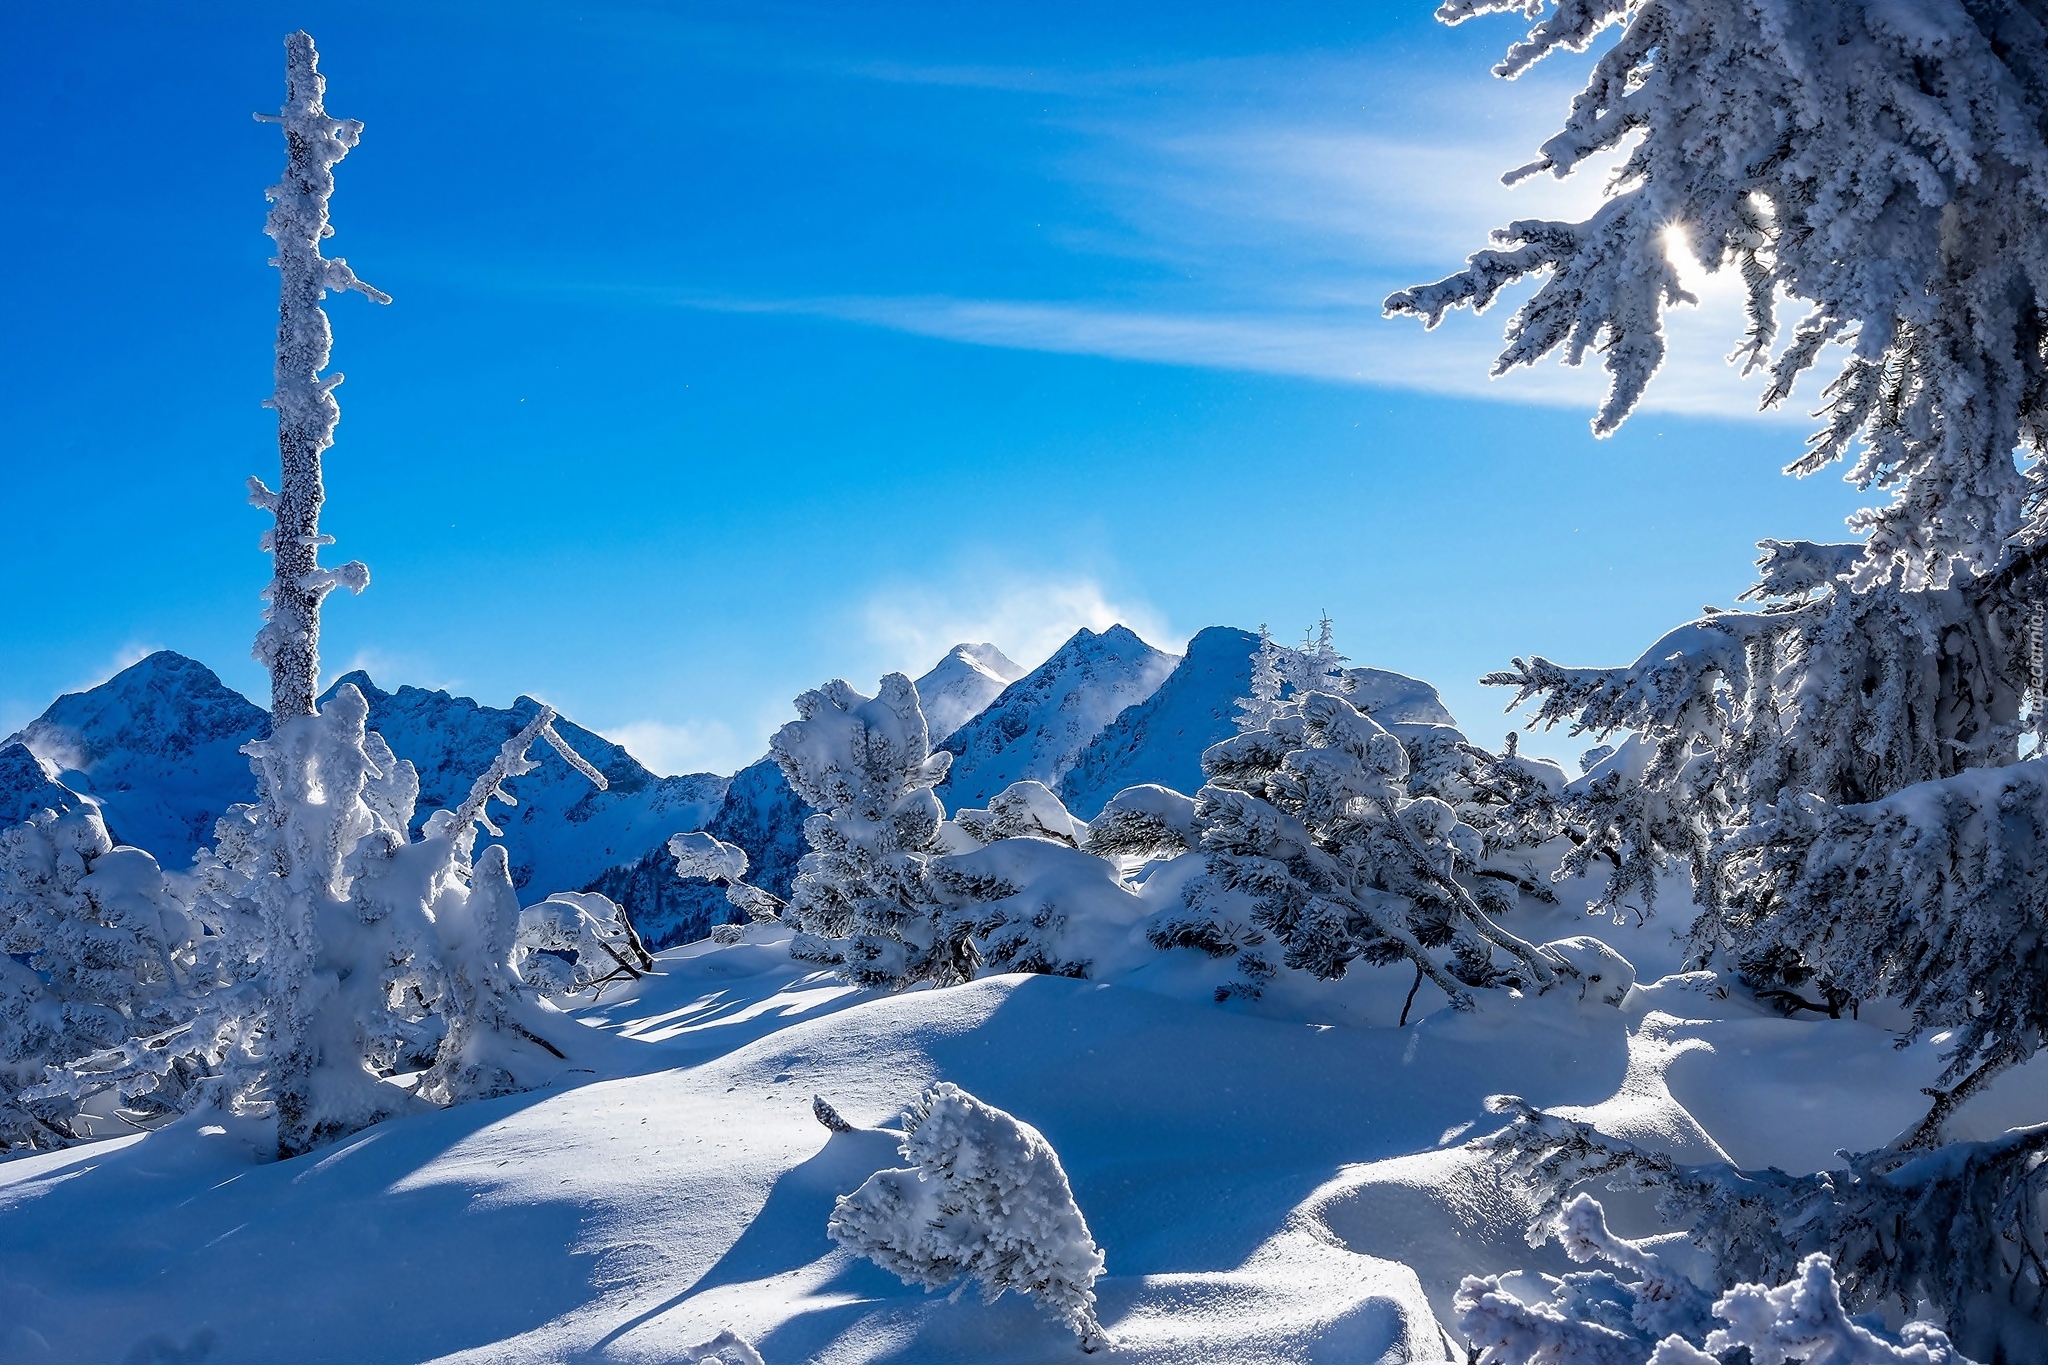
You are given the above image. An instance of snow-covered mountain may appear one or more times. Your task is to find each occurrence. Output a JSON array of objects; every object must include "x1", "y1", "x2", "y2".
[
  {"x1": 1057, "y1": 626, "x2": 1260, "y2": 819},
  {"x1": 914, "y1": 642, "x2": 1025, "y2": 741},
  {"x1": 0, "y1": 655, "x2": 727, "y2": 919},
  {"x1": 3, "y1": 652, "x2": 267, "y2": 859},
  {"x1": 937, "y1": 625, "x2": 1178, "y2": 810},
  {"x1": 0, "y1": 743, "x2": 88, "y2": 828}
]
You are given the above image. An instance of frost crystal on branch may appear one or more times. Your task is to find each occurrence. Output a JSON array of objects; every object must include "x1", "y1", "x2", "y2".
[
  {"x1": 253, "y1": 30, "x2": 389, "y2": 723},
  {"x1": 1390, "y1": 0, "x2": 2048, "y2": 586}
]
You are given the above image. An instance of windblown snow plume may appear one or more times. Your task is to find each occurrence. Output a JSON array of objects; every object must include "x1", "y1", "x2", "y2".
[{"x1": 830, "y1": 1082, "x2": 1107, "y2": 1348}]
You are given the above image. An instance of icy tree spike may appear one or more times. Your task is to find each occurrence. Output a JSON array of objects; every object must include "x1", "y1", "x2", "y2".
[{"x1": 252, "y1": 31, "x2": 389, "y2": 723}]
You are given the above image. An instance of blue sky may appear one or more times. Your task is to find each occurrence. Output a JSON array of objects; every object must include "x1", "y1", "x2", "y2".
[{"x1": 0, "y1": 2, "x2": 1871, "y2": 774}]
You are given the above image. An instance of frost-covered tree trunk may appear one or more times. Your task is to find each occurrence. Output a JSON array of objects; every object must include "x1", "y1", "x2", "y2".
[{"x1": 251, "y1": 31, "x2": 388, "y2": 724}]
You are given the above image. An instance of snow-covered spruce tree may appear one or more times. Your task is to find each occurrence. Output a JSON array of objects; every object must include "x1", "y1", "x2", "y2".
[
  {"x1": 1162, "y1": 688, "x2": 1565, "y2": 1005},
  {"x1": 1467, "y1": 1095, "x2": 2048, "y2": 1355},
  {"x1": 1456, "y1": 1193, "x2": 1974, "y2": 1365},
  {"x1": 770, "y1": 673, "x2": 970, "y2": 989},
  {"x1": 1486, "y1": 536, "x2": 2048, "y2": 1110},
  {"x1": 830, "y1": 1082, "x2": 1107, "y2": 1349},
  {"x1": 1389, "y1": 3, "x2": 2048, "y2": 1132},
  {"x1": 1234, "y1": 617, "x2": 1351, "y2": 733},
  {"x1": 1386, "y1": 0, "x2": 2048, "y2": 591},
  {"x1": 0, "y1": 750, "x2": 219, "y2": 1149}
]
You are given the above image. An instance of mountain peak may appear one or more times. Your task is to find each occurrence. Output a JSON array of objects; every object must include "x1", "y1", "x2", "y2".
[
  {"x1": 3, "y1": 651, "x2": 268, "y2": 855},
  {"x1": 1057, "y1": 626, "x2": 1259, "y2": 818},
  {"x1": 917, "y1": 642, "x2": 1028, "y2": 741},
  {"x1": 938, "y1": 625, "x2": 1176, "y2": 808}
]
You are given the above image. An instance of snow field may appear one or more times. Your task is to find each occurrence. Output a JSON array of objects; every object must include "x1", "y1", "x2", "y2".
[{"x1": 7, "y1": 872, "x2": 2042, "y2": 1364}]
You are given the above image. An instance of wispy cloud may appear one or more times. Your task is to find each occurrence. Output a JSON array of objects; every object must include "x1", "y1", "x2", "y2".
[
  {"x1": 598, "y1": 717, "x2": 747, "y2": 778},
  {"x1": 704, "y1": 281, "x2": 1814, "y2": 425},
  {"x1": 861, "y1": 568, "x2": 1177, "y2": 678}
]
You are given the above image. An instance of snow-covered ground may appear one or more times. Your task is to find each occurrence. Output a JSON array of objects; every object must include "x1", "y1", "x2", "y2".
[{"x1": 4, "y1": 876, "x2": 2040, "y2": 1365}]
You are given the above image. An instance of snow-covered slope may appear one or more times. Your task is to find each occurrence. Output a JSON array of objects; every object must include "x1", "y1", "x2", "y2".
[
  {"x1": 320, "y1": 671, "x2": 728, "y2": 901},
  {"x1": 3, "y1": 652, "x2": 267, "y2": 860},
  {"x1": 915, "y1": 643, "x2": 1025, "y2": 742},
  {"x1": 6, "y1": 880, "x2": 2043, "y2": 1364},
  {"x1": 938, "y1": 625, "x2": 1177, "y2": 810},
  {"x1": 1057, "y1": 626, "x2": 1259, "y2": 819}
]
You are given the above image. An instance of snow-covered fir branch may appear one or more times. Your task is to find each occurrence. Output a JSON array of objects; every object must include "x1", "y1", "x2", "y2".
[
  {"x1": 1472, "y1": 1095, "x2": 2048, "y2": 1352},
  {"x1": 1456, "y1": 1192, "x2": 1976, "y2": 1365},
  {"x1": 1390, "y1": 0, "x2": 2048, "y2": 587}
]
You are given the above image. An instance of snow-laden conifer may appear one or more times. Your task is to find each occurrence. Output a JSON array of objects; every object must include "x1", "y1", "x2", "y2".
[
  {"x1": 830, "y1": 1082, "x2": 1107, "y2": 1349},
  {"x1": 1387, "y1": 0, "x2": 2048, "y2": 588},
  {"x1": 770, "y1": 673, "x2": 965, "y2": 989},
  {"x1": 1177, "y1": 688, "x2": 1562, "y2": 1004},
  {"x1": 0, "y1": 755, "x2": 219, "y2": 1148},
  {"x1": 1235, "y1": 617, "x2": 1350, "y2": 733},
  {"x1": 1487, "y1": 538, "x2": 2048, "y2": 1125},
  {"x1": 1470, "y1": 1095, "x2": 2048, "y2": 1355}
]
